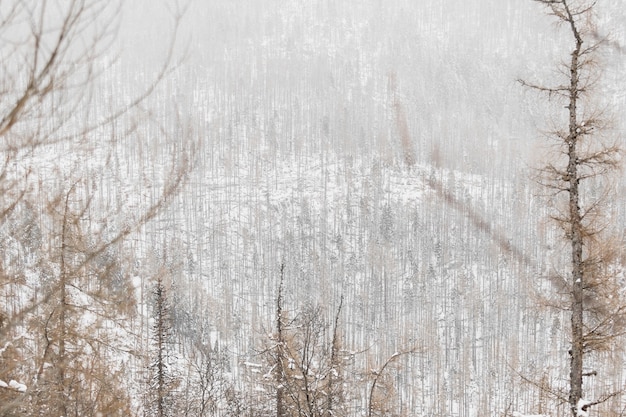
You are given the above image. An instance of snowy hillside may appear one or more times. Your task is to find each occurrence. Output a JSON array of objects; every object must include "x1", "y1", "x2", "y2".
[
  {"x1": 117, "y1": 0, "x2": 626, "y2": 414},
  {"x1": 132, "y1": 150, "x2": 556, "y2": 415},
  {"x1": 2, "y1": 0, "x2": 626, "y2": 416}
]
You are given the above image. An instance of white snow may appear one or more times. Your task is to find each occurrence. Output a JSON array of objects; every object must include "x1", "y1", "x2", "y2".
[
  {"x1": 243, "y1": 361, "x2": 263, "y2": 368},
  {"x1": 0, "y1": 342, "x2": 11, "y2": 356},
  {"x1": 8, "y1": 379, "x2": 27, "y2": 392},
  {"x1": 577, "y1": 398, "x2": 592, "y2": 417},
  {"x1": 0, "y1": 379, "x2": 27, "y2": 392},
  {"x1": 131, "y1": 275, "x2": 142, "y2": 288}
]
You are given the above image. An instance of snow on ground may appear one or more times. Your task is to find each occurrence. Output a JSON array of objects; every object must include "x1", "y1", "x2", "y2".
[{"x1": 0, "y1": 379, "x2": 27, "y2": 392}]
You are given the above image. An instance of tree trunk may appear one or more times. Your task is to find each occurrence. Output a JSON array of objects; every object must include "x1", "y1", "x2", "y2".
[
  {"x1": 565, "y1": 2, "x2": 584, "y2": 413},
  {"x1": 276, "y1": 264, "x2": 286, "y2": 417}
]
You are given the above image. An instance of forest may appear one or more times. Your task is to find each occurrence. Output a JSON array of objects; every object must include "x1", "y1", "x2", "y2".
[{"x1": 1, "y1": 0, "x2": 626, "y2": 416}]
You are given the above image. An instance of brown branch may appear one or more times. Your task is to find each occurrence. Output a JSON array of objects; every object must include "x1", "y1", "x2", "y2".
[
  {"x1": 509, "y1": 363, "x2": 569, "y2": 405},
  {"x1": 367, "y1": 348, "x2": 419, "y2": 417}
]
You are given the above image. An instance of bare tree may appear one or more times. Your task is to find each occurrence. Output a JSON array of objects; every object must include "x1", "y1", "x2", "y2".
[
  {"x1": 366, "y1": 348, "x2": 418, "y2": 417},
  {"x1": 0, "y1": 1, "x2": 191, "y2": 416},
  {"x1": 179, "y1": 344, "x2": 224, "y2": 417},
  {"x1": 263, "y1": 264, "x2": 349, "y2": 417},
  {"x1": 275, "y1": 263, "x2": 288, "y2": 417},
  {"x1": 521, "y1": 1, "x2": 623, "y2": 415}
]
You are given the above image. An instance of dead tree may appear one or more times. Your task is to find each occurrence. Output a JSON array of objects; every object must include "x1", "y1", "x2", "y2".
[
  {"x1": 265, "y1": 264, "x2": 348, "y2": 417},
  {"x1": 521, "y1": 1, "x2": 623, "y2": 415}
]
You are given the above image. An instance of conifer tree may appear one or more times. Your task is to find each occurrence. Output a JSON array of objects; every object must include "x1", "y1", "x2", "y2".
[
  {"x1": 147, "y1": 272, "x2": 179, "y2": 417},
  {"x1": 522, "y1": 1, "x2": 623, "y2": 415}
]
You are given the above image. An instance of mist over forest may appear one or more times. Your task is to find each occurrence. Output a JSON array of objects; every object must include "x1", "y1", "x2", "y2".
[{"x1": 1, "y1": 1, "x2": 626, "y2": 416}]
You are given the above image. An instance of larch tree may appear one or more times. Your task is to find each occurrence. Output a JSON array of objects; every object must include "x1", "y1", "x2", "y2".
[
  {"x1": 366, "y1": 349, "x2": 417, "y2": 417},
  {"x1": 264, "y1": 264, "x2": 349, "y2": 417},
  {"x1": 521, "y1": 1, "x2": 623, "y2": 415},
  {"x1": 0, "y1": 1, "x2": 190, "y2": 416},
  {"x1": 29, "y1": 179, "x2": 135, "y2": 417}
]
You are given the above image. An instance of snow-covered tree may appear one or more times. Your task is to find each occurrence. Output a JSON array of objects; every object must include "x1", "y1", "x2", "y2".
[
  {"x1": 146, "y1": 272, "x2": 180, "y2": 417},
  {"x1": 261, "y1": 265, "x2": 349, "y2": 417}
]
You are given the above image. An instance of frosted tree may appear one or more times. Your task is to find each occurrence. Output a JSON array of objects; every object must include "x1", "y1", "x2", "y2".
[
  {"x1": 146, "y1": 272, "x2": 180, "y2": 417},
  {"x1": 263, "y1": 264, "x2": 349, "y2": 417},
  {"x1": 521, "y1": 1, "x2": 624, "y2": 415}
]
